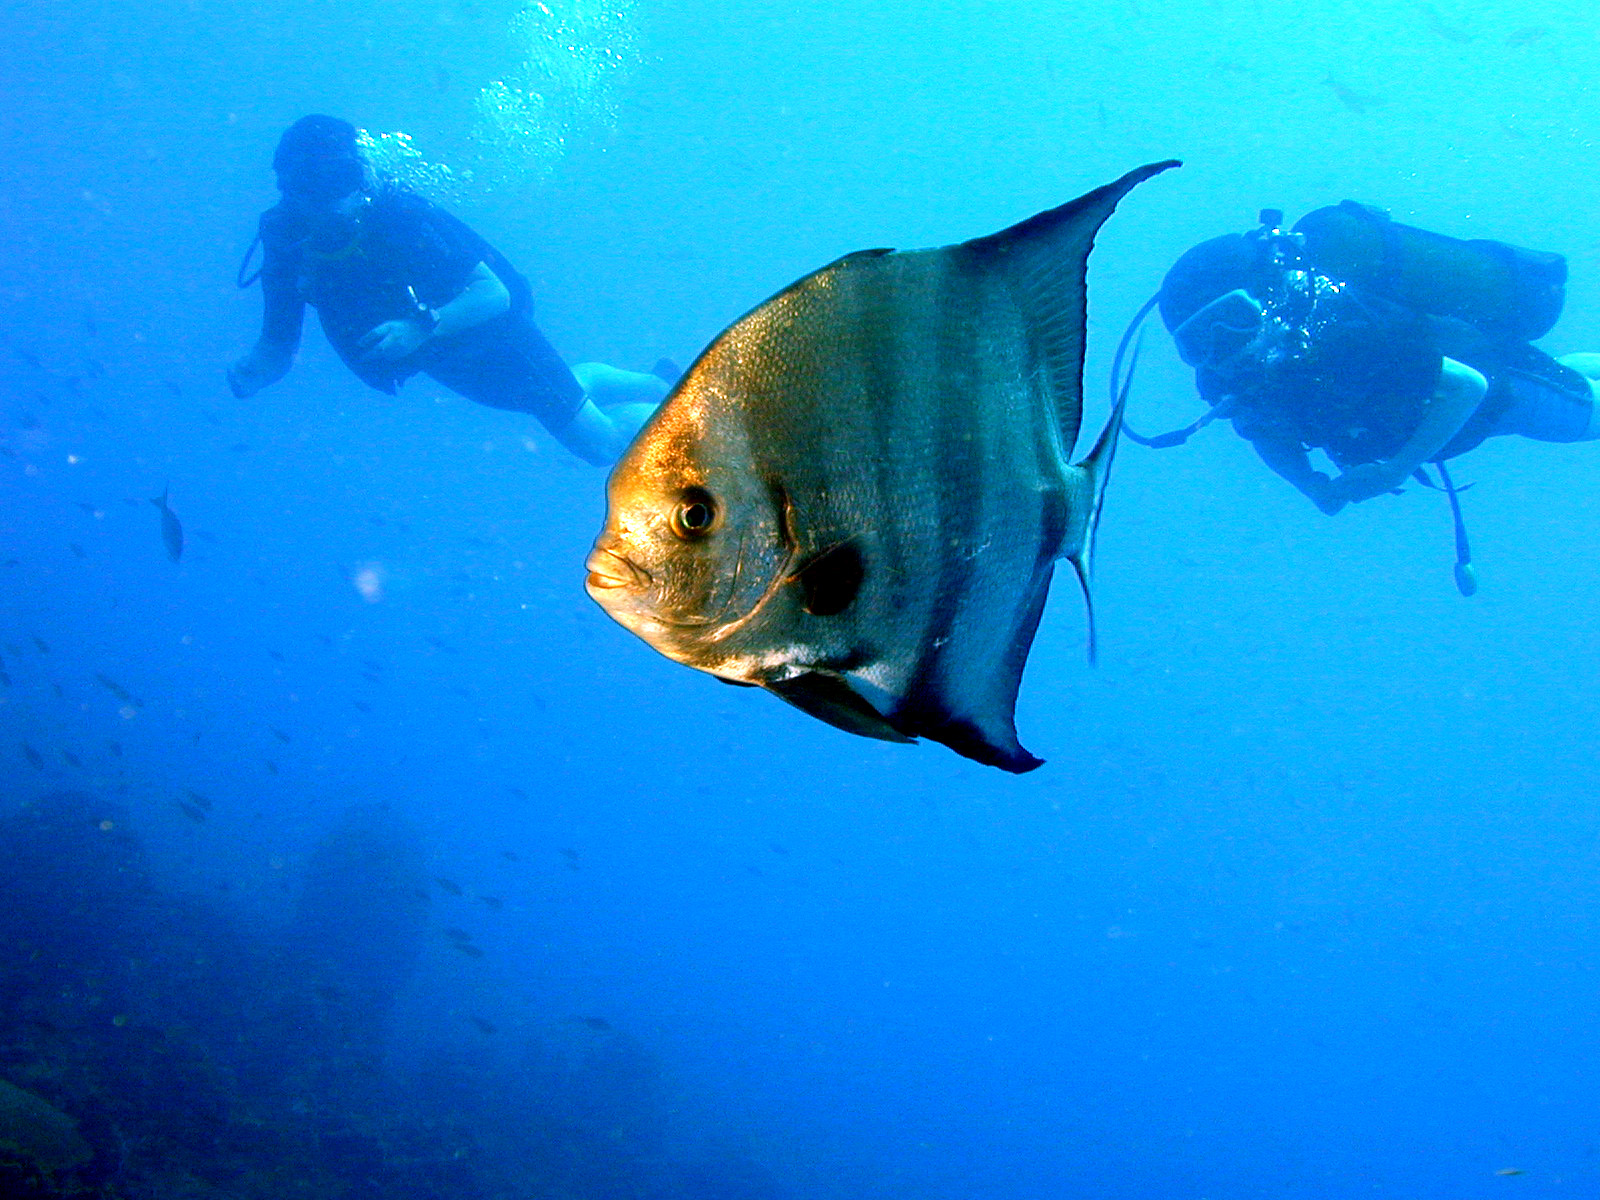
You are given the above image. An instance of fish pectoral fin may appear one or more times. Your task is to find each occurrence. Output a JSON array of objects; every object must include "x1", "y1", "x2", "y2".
[{"x1": 766, "y1": 672, "x2": 914, "y2": 744}]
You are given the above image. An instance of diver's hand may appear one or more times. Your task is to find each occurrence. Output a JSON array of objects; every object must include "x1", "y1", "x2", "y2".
[
  {"x1": 359, "y1": 319, "x2": 431, "y2": 362},
  {"x1": 1328, "y1": 462, "x2": 1402, "y2": 506},
  {"x1": 1293, "y1": 470, "x2": 1346, "y2": 516},
  {"x1": 227, "y1": 347, "x2": 291, "y2": 398}
]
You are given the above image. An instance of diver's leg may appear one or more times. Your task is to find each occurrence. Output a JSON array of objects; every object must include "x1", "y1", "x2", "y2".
[
  {"x1": 571, "y1": 362, "x2": 671, "y2": 410},
  {"x1": 552, "y1": 363, "x2": 666, "y2": 465},
  {"x1": 550, "y1": 398, "x2": 654, "y2": 467},
  {"x1": 1558, "y1": 354, "x2": 1600, "y2": 439}
]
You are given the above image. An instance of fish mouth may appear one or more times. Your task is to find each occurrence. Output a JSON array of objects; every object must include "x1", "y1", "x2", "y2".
[{"x1": 585, "y1": 545, "x2": 651, "y2": 593}]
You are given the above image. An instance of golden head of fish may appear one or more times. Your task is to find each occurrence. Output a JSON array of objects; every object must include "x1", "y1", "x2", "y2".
[{"x1": 585, "y1": 377, "x2": 800, "y2": 675}]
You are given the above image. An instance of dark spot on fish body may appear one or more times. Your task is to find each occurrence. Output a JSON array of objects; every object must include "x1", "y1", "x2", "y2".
[{"x1": 795, "y1": 541, "x2": 865, "y2": 616}]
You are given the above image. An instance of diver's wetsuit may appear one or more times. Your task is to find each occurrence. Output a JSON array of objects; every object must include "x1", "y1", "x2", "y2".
[
  {"x1": 1201, "y1": 274, "x2": 1592, "y2": 470},
  {"x1": 255, "y1": 185, "x2": 585, "y2": 427}
]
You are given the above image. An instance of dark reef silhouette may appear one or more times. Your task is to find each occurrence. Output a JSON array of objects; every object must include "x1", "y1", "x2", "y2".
[{"x1": 0, "y1": 790, "x2": 788, "y2": 1199}]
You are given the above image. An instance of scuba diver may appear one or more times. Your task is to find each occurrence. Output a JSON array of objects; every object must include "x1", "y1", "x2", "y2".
[
  {"x1": 230, "y1": 115, "x2": 668, "y2": 466},
  {"x1": 1120, "y1": 201, "x2": 1600, "y2": 592}
]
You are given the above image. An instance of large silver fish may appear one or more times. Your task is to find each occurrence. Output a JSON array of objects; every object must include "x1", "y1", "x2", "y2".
[{"x1": 586, "y1": 161, "x2": 1177, "y2": 772}]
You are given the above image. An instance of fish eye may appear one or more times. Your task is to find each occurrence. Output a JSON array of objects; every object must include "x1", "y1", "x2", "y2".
[{"x1": 669, "y1": 488, "x2": 717, "y2": 540}]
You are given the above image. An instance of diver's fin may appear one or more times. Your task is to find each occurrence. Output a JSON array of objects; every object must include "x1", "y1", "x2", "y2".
[
  {"x1": 960, "y1": 160, "x2": 1179, "y2": 456},
  {"x1": 767, "y1": 673, "x2": 915, "y2": 745}
]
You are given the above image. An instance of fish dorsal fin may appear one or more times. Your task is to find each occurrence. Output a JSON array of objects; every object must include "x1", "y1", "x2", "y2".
[
  {"x1": 959, "y1": 160, "x2": 1178, "y2": 456},
  {"x1": 767, "y1": 673, "x2": 915, "y2": 745}
]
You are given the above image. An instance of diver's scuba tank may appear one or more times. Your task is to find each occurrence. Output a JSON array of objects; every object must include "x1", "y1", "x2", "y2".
[{"x1": 1293, "y1": 200, "x2": 1566, "y2": 341}]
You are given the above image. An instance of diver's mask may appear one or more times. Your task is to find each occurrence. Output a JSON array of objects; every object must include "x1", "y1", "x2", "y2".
[
  {"x1": 278, "y1": 154, "x2": 367, "y2": 205},
  {"x1": 1170, "y1": 288, "x2": 1264, "y2": 372}
]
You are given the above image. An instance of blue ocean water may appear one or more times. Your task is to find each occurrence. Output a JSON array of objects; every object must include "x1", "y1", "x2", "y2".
[{"x1": 2, "y1": 0, "x2": 1598, "y2": 1195}]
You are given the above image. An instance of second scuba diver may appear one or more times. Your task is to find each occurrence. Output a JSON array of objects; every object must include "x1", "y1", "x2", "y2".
[
  {"x1": 1123, "y1": 201, "x2": 1600, "y2": 591},
  {"x1": 229, "y1": 115, "x2": 669, "y2": 466}
]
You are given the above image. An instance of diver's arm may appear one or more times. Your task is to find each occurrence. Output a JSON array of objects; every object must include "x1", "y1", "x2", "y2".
[
  {"x1": 1327, "y1": 358, "x2": 1486, "y2": 504},
  {"x1": 228, "y1": 266, "x2": 305, "y2": 398},
  {"x1": 1250, "y1": 434, "x2": 1346, "y2": 516},
  {"x1": 360, "y1": 262, "x2": 511, "y2": 360},
  {"x1": 432, "y1": 262, "x2": 510, "y2": 338}
]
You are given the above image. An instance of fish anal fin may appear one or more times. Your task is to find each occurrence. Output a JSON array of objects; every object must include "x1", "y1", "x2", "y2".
[
  {"x1": 894, "y1": 567, "x2": 1056, "y2": 774},
  {"x1": 767, "y1": 673, "x2": 914, "y2": 745},
  {"x1": 961, "y1": 160, "x2": 1178, "y2": 455}
]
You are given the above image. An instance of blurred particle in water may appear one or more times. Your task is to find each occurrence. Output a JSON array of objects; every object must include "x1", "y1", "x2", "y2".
[{"x1": 351, "y1": 562, "x2": 385, "y2": 603}]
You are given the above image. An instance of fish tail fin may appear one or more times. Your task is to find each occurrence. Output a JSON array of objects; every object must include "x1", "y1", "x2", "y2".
[
  {"x1": 151, "y1": 487, "x2": 169, "y2": 510},
  {"x1": 1063, "y1": 339, "x2": 1139, "y2": 665}
]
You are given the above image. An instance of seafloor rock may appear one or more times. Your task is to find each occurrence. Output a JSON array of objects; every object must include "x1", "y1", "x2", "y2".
[{"x1": 0, "y1": 1076, "x2": 92, "y2": 1175}]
